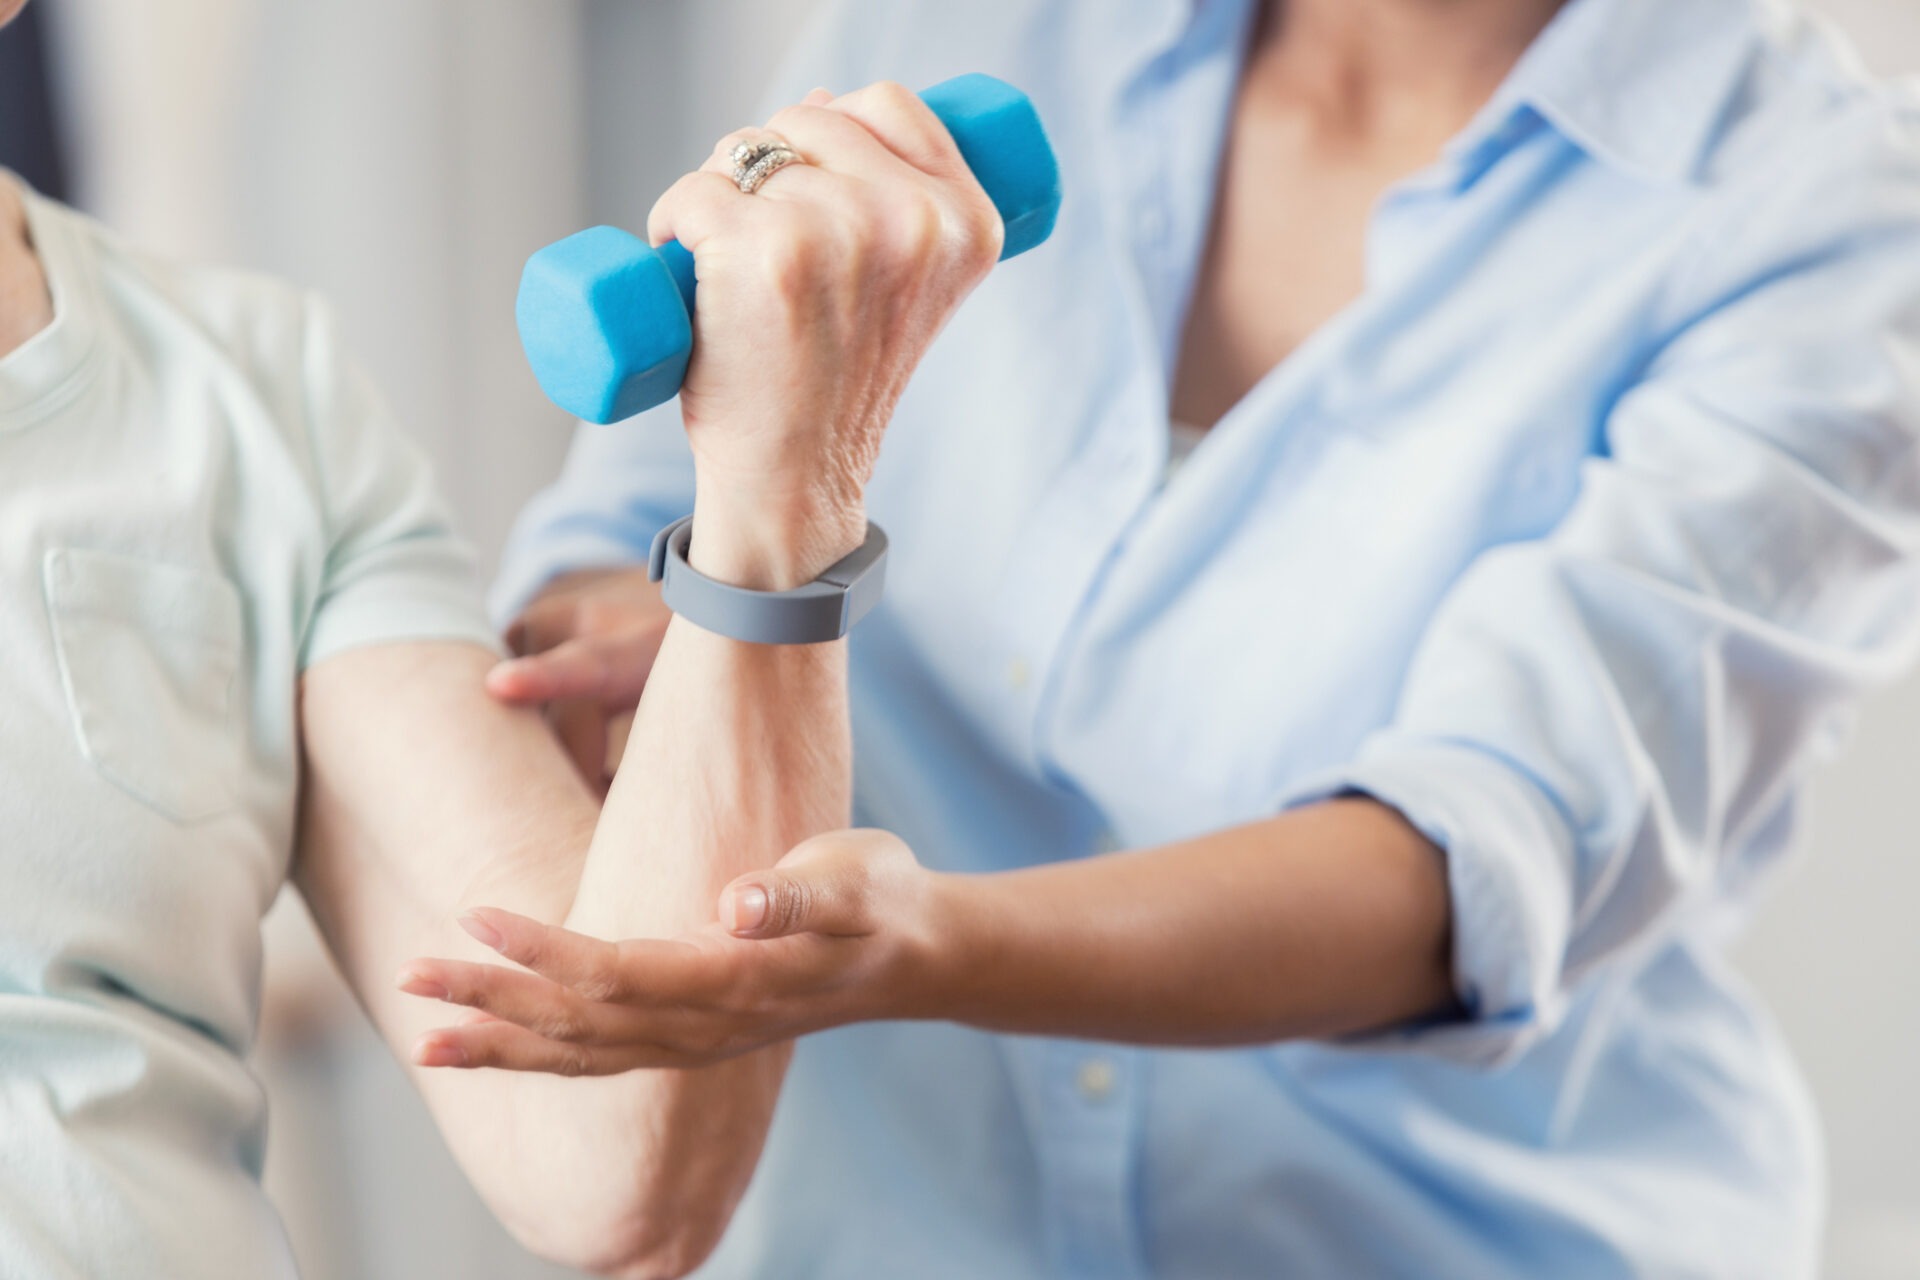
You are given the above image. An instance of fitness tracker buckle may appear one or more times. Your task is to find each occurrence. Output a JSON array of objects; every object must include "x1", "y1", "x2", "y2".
[{"x1": 647, "y1": 515, "x2": 889, "y2": 645}]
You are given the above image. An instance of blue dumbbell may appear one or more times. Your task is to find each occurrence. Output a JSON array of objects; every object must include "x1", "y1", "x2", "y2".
[{"x1": 517, "y1": 74, "x2": 1062, "y2": 425}]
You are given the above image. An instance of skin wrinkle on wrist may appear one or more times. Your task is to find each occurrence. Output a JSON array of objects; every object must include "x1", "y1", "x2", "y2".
[{"x1": 688, "y1": 476, "x2": 868, "y2": 592}]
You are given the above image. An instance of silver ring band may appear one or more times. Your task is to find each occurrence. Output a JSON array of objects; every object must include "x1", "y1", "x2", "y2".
[{"x1": 730, "y1": 135, "x2": 805, "y2": 194}]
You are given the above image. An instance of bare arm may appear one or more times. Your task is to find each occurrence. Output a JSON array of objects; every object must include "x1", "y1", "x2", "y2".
[
  {"x1": 299, "y1": 81, "x2": 1003, "y2": 1278},
  {"x1": 294, "y1": 616, "x2": 847, "y2": 1276},
  {"x1": 396, "y1": 798, "x2": 1454, "y2": 1074},
  {"x1": 921, "y1": 800, "x2": 1454, "y2": 1043}
]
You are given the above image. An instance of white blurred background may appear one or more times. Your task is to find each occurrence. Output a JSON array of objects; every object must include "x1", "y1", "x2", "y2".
[{"x1": 8, "y1": 0, "x2": 1918, "y2": 1275}]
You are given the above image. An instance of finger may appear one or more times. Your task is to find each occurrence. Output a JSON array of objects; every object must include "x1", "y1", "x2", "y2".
[
  {"x1": 457, "y1": 908, "x2": 625, "y2": 993},
  {"x1": 458, "y1": 908, "x2": 734, "y2": 1005},
  {"x1": 721, "y1": 833, "x2": 882, "y2": 940},
  {"x1": 502, "y1": 614, "x2": 534, "y2": 658},
  {"x1": 801, "y1": 86, "x2": 834, "y2": 107},
  {"x1": 824, "y1": 84, "x2": 1003, "y2": 267},
  {"x1": 758, "y1": 101, "x2": 919, "y2": 190},
  {"x1": 412, "y1": 1020, "x2": 665, "y2": 1076},
  {"x1": 647, "y1": 167, "x2": 755, "y2": 254},
  {"x1": 503, "y1": 603, "x2": 564, "y2": 660},
  {"x1": 486, "y1": 633, "x2": 658, "y2": 706},
  {"x1": 822, "y1": 80, "x2": 966, "y2": 181},
  {"x1": 398, "y1": 958, "x2": 640, "y2": 1045}
]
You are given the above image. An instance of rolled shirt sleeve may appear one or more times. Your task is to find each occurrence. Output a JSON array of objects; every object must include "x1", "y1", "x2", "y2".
[{"x1": 1286, "y1": 105, "x2": 1920, "y2": 1065}]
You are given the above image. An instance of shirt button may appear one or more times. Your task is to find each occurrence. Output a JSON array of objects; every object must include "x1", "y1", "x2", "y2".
[
  {"x1": 1007, "y1": 658, "x2": 1030, "y2": 691},
  {"x1": 1075, "y1": 1057, "x2": 1118, "y2": 1103}
]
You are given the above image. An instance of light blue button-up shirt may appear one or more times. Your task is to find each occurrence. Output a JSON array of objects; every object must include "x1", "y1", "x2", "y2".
[{"x1": 496, "y1": 0, "x2": 1920, "y2": 1274}]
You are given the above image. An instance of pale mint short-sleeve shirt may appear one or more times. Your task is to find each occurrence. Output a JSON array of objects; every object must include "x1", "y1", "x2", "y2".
[{"x1": 0, "y1": 181, "x2": 497, "y2": 1279}]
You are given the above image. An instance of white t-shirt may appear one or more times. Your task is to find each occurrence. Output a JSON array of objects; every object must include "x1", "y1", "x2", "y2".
[{"x1": 0, "y1": 179, "x2": 497, "y2": 1279}]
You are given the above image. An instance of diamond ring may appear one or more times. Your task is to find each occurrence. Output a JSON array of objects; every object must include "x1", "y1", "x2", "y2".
[{"x1": 730, "y1": 134, "x2": 805, "y2": 195}]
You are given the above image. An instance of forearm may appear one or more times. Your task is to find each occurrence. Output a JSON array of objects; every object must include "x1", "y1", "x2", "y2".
[
  {"x1": 917, "y1": 798, "x2": 1457, "y2": 1044},
  {"x1": 547, "y1": 495, "x2": 862, "y2": 1263},
  {"x1": 295, "y1": 620, "x2": 850, "y2": 1276}
]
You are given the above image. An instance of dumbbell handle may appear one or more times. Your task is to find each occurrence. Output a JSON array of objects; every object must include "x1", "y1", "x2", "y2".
[{"x1": 518, "y1": 75, "x2": 1061, "y2": 424}]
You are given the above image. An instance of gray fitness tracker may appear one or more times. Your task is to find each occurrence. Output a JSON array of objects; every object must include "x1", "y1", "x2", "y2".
[{"x1": 647, "y1": 515, "x2": 889, "y2": 644}]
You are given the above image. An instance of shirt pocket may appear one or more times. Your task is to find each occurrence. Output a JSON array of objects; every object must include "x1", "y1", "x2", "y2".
[{"x1": 43, "y1": 547, "x2": 246, "y2": 824}]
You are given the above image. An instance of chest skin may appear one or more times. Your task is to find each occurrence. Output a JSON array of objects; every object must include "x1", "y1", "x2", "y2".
[{"x1": 1170, "y1": 12, "x2": 1536, "y2": 431}]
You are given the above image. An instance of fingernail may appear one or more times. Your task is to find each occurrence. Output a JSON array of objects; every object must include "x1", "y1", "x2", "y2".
[
  {"x1": 729, "y1": 885, "x2": 769, "y2": 933},
  {"x1": 396, "y1": 968, "x2": 449, "y2": 1000},
  {"x1": 459, "y1": 912, "x2": 505, "y2": 951},
  {"x1": 414, "y1": 1037, "x2": 468, "y2": 1068}
]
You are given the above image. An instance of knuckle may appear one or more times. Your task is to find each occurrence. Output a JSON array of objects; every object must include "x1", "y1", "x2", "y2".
[
  {"x1": 897, "y1": 195, "x2": 944, "y2": 260},
  {"x1": 556, "y1": 1046, "x2": 595, "y2": 1078},
  {"x1": 541, "y1": 1009, "x2": 590, "y2": 1043},
  {"x1": 507, "y1": 936, "x2": 544, "y2": 969},
  {"x1": 576, "y1": 962, "x2": 627, "y2": 1005},
  {"x1": 770, "y1": 878, "x2": 813, "y2": 936},
  {"x1": 673, "y1": 1022, "x2": 734, "y2": 1059},
  {"x1": 871, "y1": 79, "x2": 916, "y2": 109},
  {"x1": 762, "y1": 222, "x2": 824, "y2": 294},
  {"x1": 958, "y1": 198, "x2": 1004, "y2": 271},
  {"x1": 765, "y1": 104, "x2": 810, "y2": 136},
  {"x1": 704, "y1": 956, "x2": 756, "y2": 1014}
]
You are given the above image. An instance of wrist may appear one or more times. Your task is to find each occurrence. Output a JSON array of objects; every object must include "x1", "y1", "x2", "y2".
[
  {"x1": 882, "y1": 869, "x2": 991, "y2": 1024},
  {"x1": 688, "y1": 471, "x2": 866, "y2": 592}
]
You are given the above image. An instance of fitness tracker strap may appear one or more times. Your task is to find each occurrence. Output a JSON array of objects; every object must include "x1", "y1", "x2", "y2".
[{"x1": 647, "y1": 515, "x2": 889, "y2": 644}]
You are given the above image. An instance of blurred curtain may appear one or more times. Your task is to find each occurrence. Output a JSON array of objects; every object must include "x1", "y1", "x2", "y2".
[{"x1": 46, "y1": 0, "x2": 589, "y2": 564}]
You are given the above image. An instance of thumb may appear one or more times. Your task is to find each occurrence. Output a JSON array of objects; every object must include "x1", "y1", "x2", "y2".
[{"x1": 720, "y1": 836, "x2": 877, "y2": 940}]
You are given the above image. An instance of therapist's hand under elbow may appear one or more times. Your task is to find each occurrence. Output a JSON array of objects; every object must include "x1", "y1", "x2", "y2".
[{"x1": 397, "y1": 829, "x2": 942, "y2": 1074}]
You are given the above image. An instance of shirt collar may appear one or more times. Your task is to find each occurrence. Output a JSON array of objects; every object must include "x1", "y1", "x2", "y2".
[{"x1": 1452, "y1": 0, "x2": 1764, "y2": 186}]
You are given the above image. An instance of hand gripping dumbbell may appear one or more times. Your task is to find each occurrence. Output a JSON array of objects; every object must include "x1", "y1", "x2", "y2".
[{"x1": 516, "y1": 74, "x2": 1062, "y2": 425}]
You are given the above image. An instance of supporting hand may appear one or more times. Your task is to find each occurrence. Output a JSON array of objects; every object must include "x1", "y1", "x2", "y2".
[
  {"x1": 399, "y1": 830, "x2": 940, "y2": 1074},
  {"x1": 487, "y1": 567, "x2": 670, "y2": 791}
]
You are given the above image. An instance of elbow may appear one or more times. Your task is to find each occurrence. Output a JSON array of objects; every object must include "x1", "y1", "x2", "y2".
[
  {"x1": 596, "y1": 1221, "x2": 731, "y2": 1280},
  {"x1": 500, "y1": 1196, "x2": 735, "y2": 1280}
]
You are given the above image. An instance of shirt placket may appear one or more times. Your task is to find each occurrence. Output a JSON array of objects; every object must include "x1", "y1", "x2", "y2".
[
  {"x1": 994, "y1": 0, "x2": 1252, "y2": 774},
  {"x1": 1033, "y1": 1042, "x2": 1149, "y2": 1280},
  {"x1": 1000, "y1": 8, "x2": 1249, "y2": 1277},
  {"x1": 987, "y1": 11, "x2": 1191, "y2": 779}
]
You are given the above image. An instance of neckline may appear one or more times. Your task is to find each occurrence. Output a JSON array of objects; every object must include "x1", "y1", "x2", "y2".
[{"x1": 0, "y1": 173, "x2": 102, "y2": 431}]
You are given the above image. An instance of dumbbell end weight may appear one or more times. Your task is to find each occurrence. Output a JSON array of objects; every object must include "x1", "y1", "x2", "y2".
[
  {"x1": 919, "y1": 73, "x2": 1061, "y2": 261},
  {"x1": 516, "y1": 226, "x2": 694, "y2": 425}
]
